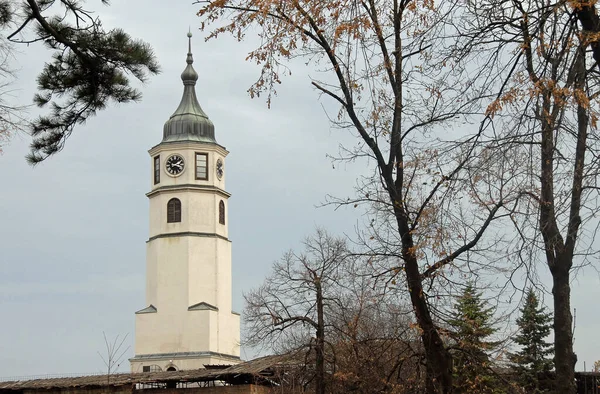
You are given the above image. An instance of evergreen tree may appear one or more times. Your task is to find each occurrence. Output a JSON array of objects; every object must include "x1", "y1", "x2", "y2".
[
  {"x1": 509, "y1": 288, "x2": 554, "y2": 393},
  {"x1": 449, "y1": 283, "x2": 504, "y2": 393},
  {"x1": 0, "y1": 0, "x2": 160, "y2": 163}
]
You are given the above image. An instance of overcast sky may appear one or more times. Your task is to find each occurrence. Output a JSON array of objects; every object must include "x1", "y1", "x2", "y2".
[{"x1": 0, "y1": 0, "x2": 599, "y2": 378}]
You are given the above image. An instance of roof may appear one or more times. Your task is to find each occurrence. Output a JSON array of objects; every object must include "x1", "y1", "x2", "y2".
[
  {"x1": 162, "y1": 32, "x2": 216, "y2": 144},
  {"x1": 0, "y1": 354, "x2": 299, "y2": 391}
]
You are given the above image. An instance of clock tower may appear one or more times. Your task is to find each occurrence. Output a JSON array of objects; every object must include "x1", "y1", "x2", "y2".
[{"x1": 130, "y1": 33, "x2": 240, "y2": 372}]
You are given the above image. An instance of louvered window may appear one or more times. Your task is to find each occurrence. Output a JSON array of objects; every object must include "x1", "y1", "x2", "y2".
[
  {"x1": 219, "y1": 200, "x2": 225, "y2": 225},
  {"x1": 154, "y1": 156, "x2": 160, "y2": 184},
  {"x1": 167, "y1": 198, "x2": 181, "y2": 223},
  {"x1": 196, "y1": 152, "x2": 208, "y2": 180}
]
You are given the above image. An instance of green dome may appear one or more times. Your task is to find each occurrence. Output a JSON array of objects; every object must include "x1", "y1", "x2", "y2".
[{"x1": 162, "y1": 34, "x2": 216, "y2": 143}]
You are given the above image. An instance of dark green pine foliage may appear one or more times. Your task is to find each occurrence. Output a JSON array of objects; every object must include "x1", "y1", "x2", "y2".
[
  {"x1": 509, "y1": 288, "x2": 554, "y2": 393},
  {"x1": 449, "y1": 283, "x2": 504, "y2": 394},
  {"x1": 0, "y1": 0, "x2": 160, "y2": 164}
]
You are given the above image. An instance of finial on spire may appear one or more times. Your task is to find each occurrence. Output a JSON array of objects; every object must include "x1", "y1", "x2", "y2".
[
  {"x1": 181, "y1": 30, "x2": 199, "y2": 84},
  {"x1": 186, "y1": 30, "x2": 193, "y2": 65}
]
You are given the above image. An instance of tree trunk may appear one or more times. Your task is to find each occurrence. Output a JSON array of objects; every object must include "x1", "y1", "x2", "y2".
[
  {"x1": 542, "y1": 46, "x2": 586, "y2": 394},
  {"x1": 315, "y1": 278, "x2": 325, "y2": 394},
  {"x1": 574, "y1": 5, "x2": 600, "y2": 72},
  {"x1": 406, "y1": 257, "x2": 452, "y2": 393},
  {"x1": 398, "y1": 213, "x2": 453, "y2": 394},
  {"x1": 551, "y1": 260, "x2": 576, "y2": 394}
]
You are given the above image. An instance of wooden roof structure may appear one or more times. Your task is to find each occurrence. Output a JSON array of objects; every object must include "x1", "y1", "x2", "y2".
[{"x1": 0, "y1": 354, "x2": 299, "y2": 391}]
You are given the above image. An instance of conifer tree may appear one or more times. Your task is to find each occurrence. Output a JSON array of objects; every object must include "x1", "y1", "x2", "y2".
[
  {"x1": 0, "y1": 0, "x2": 160, "y2": 163},
  {"x1": 509, "y1": 288, "x2": 553, "y2": 393},
  {"x1": 449, "y1": 283, "x2": 503, "y2": 393}
]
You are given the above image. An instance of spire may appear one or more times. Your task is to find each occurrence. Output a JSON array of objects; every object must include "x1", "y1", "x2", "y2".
[
  {"x1": 187, "y1": 29, "x2": 193, "y2": 63},
  {"x1": 181, "y1": 30, "x2": 198, "y2": 83},
  {"x1": 162, "y1": 32, "x2": 215, "y2": 143}
]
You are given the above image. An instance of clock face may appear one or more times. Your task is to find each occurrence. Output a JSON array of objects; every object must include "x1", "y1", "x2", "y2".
[
  {"x1": 165, "y1": 154, "x2": 185, "y2": 176},
  {"x1": 216, "y1": 158, "x2": 224, "y2": 180}
]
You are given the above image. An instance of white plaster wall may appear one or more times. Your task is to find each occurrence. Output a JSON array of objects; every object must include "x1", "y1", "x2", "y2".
[
  {"x1": 139, "y1": 236, "x2": 229, "y2": 355},
  {"x1": 148, "y1": 142, "x2": 228, "y2": 192},
  {"x1": 134, "y1": 309, "x2": 239, "y2": 369},
  {"x1": 147, "y1": 190, "x2": 229, "y2": 240},
  {"x1": 223, "y1": 312, "x2": 241, "y2": 357},
  {"x1": 134, "y1": 309, "x2": 212, "y2": 355},
  {"x1": 148, "y1": 191, "x2": 229, "y2": 238},
  {"x1": 145, "y1": 237, "x2": 190, "y2": 309},
  {"x1": 133, "y1": 140, "x2": 239, "y2": 371},
  {"x1": 187, "y1": 237, "x2": 229, "y2": 309}
]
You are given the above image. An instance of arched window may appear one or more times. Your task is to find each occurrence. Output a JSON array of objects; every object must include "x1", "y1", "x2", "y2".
[
  {"x1": 167, "y1": 198, "x2": 181, "y2": 223},
  {"x1": 219, "y1": 200, "x2": 225, "y2": 225},
  {"x1": 165, "y1": 366, "x2": 178, "y2": 387}
]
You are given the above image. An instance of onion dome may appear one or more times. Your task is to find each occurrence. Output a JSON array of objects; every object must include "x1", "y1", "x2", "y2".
[{"x1": 162, "y1": 32, "x2": 216, "y2": 143}]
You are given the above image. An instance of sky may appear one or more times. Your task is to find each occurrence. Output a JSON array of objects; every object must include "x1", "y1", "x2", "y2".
[{"x1": 0, "y1": 0, "x2": 599, "y2": 379}]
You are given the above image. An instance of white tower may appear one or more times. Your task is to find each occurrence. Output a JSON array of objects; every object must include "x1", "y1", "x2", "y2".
[{"x1": 130, "y1": 33, "x2": 240, "y2": 372}]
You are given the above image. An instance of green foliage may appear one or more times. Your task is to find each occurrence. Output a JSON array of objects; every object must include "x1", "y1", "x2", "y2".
[
  {"x1": 1, "y1": 0, "x2": 160, "y2": 163},
  {"x1": 448, "y1": 283, "x2": 505, "y2": 394},
  {"x1": 509, "y1": 288, "x2": 554, "y2": 393},
  {"x1": 0, "y1": 0, "x2": 10, "y2": 26}
]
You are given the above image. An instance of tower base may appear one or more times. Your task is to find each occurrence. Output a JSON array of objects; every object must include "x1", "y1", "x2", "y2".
[{"x1": 130, "y1": 351, "x2": 241, "y2": 372}]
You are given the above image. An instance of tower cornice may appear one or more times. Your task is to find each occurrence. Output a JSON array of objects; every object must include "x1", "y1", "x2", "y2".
[
  {"x1": 149, "y1": 140, "x2": 228, "y2": 157},
  {"x1": 147, "y1": 231, "x2": 230, "y2": 243},
  {"x1": 146, "y1": 184, "x2": 231, "y2": 199}
]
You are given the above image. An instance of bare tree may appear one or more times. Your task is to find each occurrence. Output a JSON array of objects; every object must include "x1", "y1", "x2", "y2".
[
  {"x1": 245, "y1": 229, "x2": 425, "y2": 394},
  {"x1": 98, "y1": 332, "x2": 130, "y2": 384},
  {"x1": 197, "y1": 2, "x2": 521, "y2": 392},
  {"x1": 453, "y1": 1, "x2": 600, "y2": 392},
  {"x1": 328, "y1": 296, "x2": 425, "y2": 393},
  {"x1": 245, "y1": 229, "x2": 348, "y2": 394}
]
